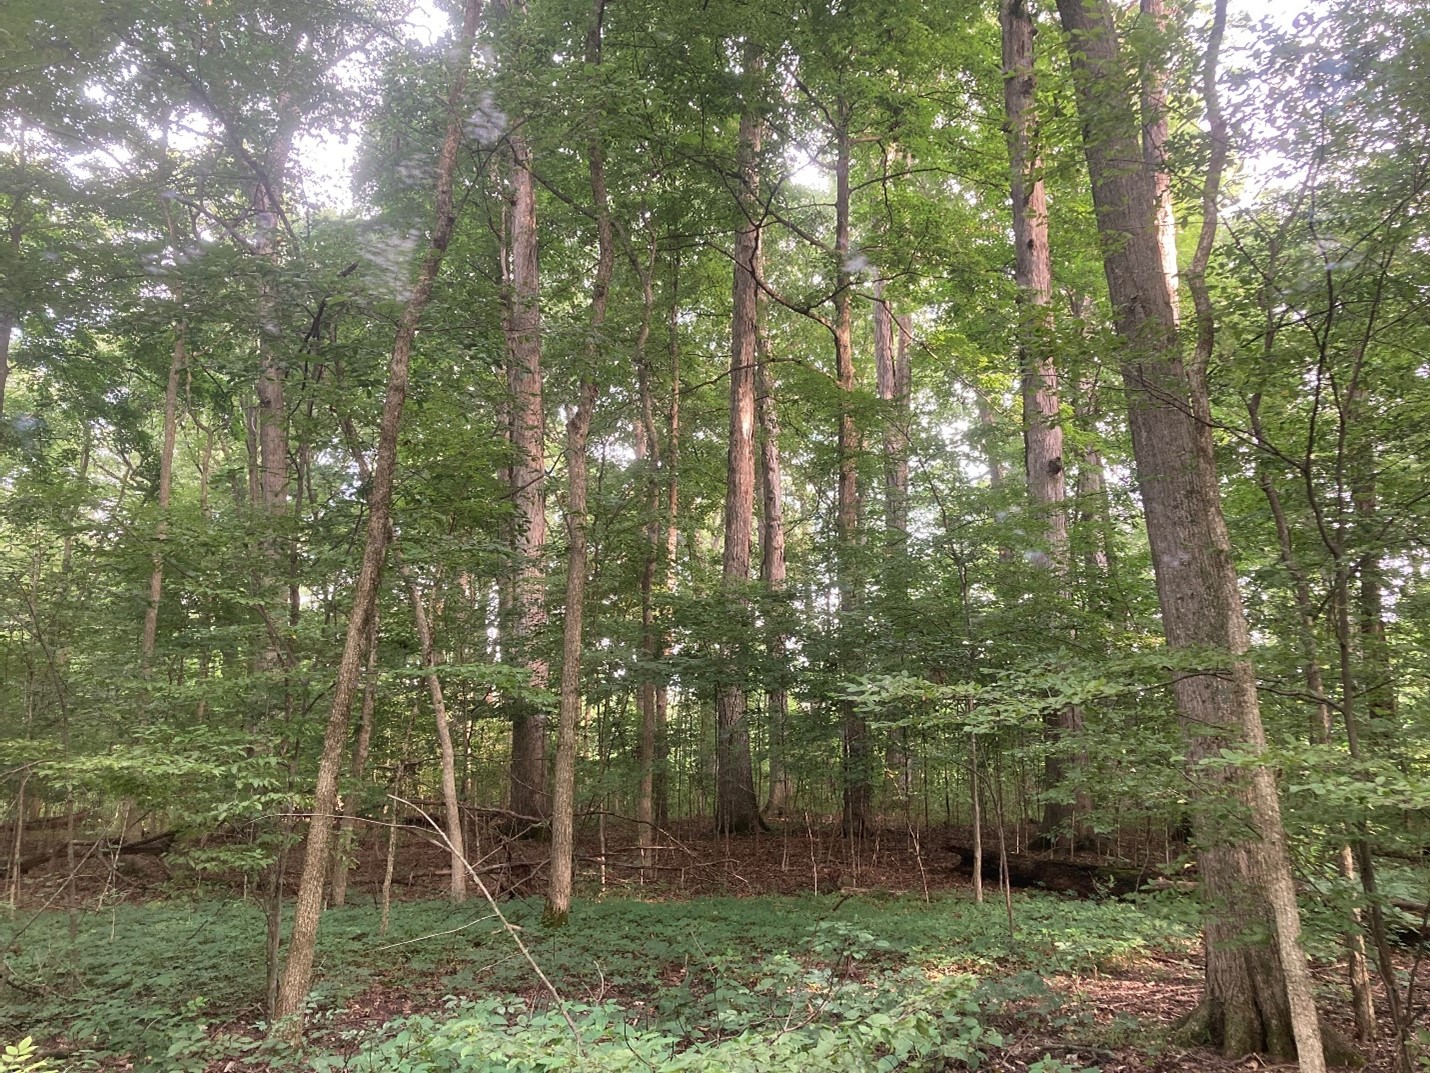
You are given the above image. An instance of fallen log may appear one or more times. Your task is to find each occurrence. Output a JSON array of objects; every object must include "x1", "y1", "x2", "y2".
[
  {"x1": 3, "y1": 829, "x2": 176, "y2": 877},
  {"x1": 945, "y1": 843, "x2": 1160, "y2": 898}
]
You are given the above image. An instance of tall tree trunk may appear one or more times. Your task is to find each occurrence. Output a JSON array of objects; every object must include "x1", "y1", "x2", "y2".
[
  {"x1": 634, "y1": 384, "x2": 659, "y2": 859},
  {"x1": 874, "y1": 293, "x2": 912, "y2": 797},
  {"x1": 500, "y1": 26, "x2": 551, "y2": 821},
  {"x1": 546, "y1": 384, "x2": 596, "y2": 920},
  {"x1": 714, "y1": 67, "x2": 764, "y2": 836},
  {"x1": 655, "y1": 256, "x2": 681, "y2": 829},
  {"x1": 833, "y1": 112, "x2": 868, "y2": 838},
  {"x1": 1, "y1": 162, "x2": 28, "y2": 429},
  {"x1": 1140, "y1": 0, "x2": 1180, "y2": 321},
  {"x1": 546, "y1": 0, "x2": 611, "y2": 921},
  {"x1": 758, "y1": 335, "x2": 792, "y2": 816},
  {"x1": 1002, "y1": 0, "x2": 1080, "y2": 849},
  {"x1": 271, "y1": 0, "x2": 484, "y2": 1034},
  {"x1": 634, "y1": 249, "x2": 661, "y2": 863},
  {"x1": 1055, "y1": 1, "x2": 1324, "y2": 1065},
  {"x1": 255, "y1": 120, "x2": 293, "y2": 520}
]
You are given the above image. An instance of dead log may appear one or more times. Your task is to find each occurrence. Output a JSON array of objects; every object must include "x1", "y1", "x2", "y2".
[
  {"x1": 4, "y1": 829, "x2": 176, "y2": 877},
  {"x1": 945, "y1": 842, "x2": 1157, "y2": 898}
]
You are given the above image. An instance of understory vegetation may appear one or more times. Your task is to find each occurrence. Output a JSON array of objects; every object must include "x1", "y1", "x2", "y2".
[{"x1": 8, "y1": 891, "x2": 1194, "y2": 1071}]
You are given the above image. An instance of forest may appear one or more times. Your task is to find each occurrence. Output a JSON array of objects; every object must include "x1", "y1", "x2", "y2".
[{"x1": 2, "y1": 0, "x2": 1428, "y2": 1069}]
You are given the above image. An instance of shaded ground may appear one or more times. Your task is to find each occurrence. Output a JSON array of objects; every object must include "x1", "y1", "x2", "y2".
[{"x1": 2, "y1": 820, "x2": 1415, "y2": 1070}]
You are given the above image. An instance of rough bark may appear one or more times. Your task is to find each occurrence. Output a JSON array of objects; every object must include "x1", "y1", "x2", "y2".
[
  {"x1": 714, "y1": 69, "x2": 764, "y2": 836},
  {"x1": 501, "y1": 46, "x2": 551, "y2": 822},
  {"x1": 1054, "y1": 1, "x2": 1325, "y2": 1065},
  {"x1": 270, "y1": 0, "x2": 484, "y2": 1035}
]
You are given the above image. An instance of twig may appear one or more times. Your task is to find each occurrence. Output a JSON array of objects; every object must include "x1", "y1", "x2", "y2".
[{"x1": 393, "y1": 795, "x2": 587, "y2": 1055}]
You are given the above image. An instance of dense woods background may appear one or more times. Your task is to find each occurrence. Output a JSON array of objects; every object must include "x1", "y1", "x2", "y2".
[{"x1": 3, "y1": 0, "x2": 1430, "y2": 1068}]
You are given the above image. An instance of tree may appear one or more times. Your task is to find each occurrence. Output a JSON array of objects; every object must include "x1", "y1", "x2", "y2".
[
  {"x1": 1053, "y1": 0, "x2": 1324, "y2": 1063},
  {"x1": 713, "y1": 47, "x2": 765, "y2": 837},
  {"x1": 271, "y1": 0, "x2": 486, "y2": 1034}
]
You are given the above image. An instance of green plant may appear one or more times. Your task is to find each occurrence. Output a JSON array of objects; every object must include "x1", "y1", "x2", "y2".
[{"x1": 0, "y1": 1039, "x2": 53, "y2": 1073}]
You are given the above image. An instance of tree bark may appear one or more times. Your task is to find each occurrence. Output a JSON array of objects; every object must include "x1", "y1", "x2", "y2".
[
  {"x1": 757, "y1": 333, "x2": 793, "y2": 817},
  {"x1": 714, "y1": 64, "x2": 764, "y2": 836},
  {"x1": 1054, "y1": 1, "x2": 1324, "y2": 1065},
  {"x1": 141, "y1": 311, "x2": 185, "y2": 673},
  {"x1": 1140, "y1": 0, "x2": 1180, "y2": 321},
  {"x1": 1, "y1": 157, "x2": 27, "y2": 428},
  {"x1": 833, "y1": 112, "x2": 868, "y2": 838},
  {"x1": 1001, "y1": 0, "x2": 1081, "y2": 850},
  {"x1": 270, "y1": 0, "x2": 484, "y2": 1035},
  {"x1": 546, "y1": 0, "x2": 611, "y2": 923},
  {"x1": 329, "y1": 615, "x2": 379, "y2": 909},
  {"x1": 500, "y1": 29, "x2": 551, "y2": 822},
  {"x1": 874, "y1": 293, "x2": 912, "y2": 797},
  {"x1": 398, "y1": 555, "x2": 466, "y2": 902}
]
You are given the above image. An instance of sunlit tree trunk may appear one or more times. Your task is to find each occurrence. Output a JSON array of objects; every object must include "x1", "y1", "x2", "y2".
[
  {"x1": 1140, "y1": 0, "x2": 1180, "y2": 321},
  {"x1": 1055, "y1": 1, "x2": 1324, "y2": 1064},
  {"x1": 271, "y1": 0, "x2": 484, "y2": 1035}
]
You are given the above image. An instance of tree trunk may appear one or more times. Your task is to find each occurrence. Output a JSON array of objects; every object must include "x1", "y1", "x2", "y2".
[
  {"x1": 398, "y1": 556, "x2": 466, "y2": 902},
  {"x1": 758, "y1": 337, "x2": 793, "y2": 817},
  {"x1": 655, "y1": 258, "x2": 680, "y2": 829},
  {"x1": 832, "y1": 112, "x2": 868, "y2": 838},
  {"x1": 330, "y1": 616, "x2": 379, "y2": 909},
  {"x1": 253, "y1": 107, "x2": 296, "y2": 677},
  {"x1": 874, "y1": 294, "x2": 912, "y2": 798},
  {"x1": 140, "y1": 314, "x2": 185, "y2": 673},
  {"x1": 271, "y1": 0, "x2": 484, "y2": 1035},
  {"x1": 501, "y1": 47, "x2": 551, "y2": 823},
  {"x1": 1002, "y1": 0, "x2": 1080, "y2": 849},
  {"x1": 546, "y1": 0, "x2": 611, "y2": 922},
  {"x1": 714, "y1": 67, "x2": 764, "y2": 836},
  {"x1": 634, "y1": 247, "x2": 661, "y2": 864},
  {"x1": 2, "y1": 156, "x2": 28, "y2": 427},
  {"x1": 1140, "y1": 0, "x2": 1180, "y2": 321},
  {"x1": 1055, "y1": 1, "x2": 1324, "y2": 1065}
]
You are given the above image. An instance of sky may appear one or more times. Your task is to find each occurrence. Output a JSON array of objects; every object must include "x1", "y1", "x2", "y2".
[{"x1": 292, "y1": 0, "x2": 1316, "y2": 213}]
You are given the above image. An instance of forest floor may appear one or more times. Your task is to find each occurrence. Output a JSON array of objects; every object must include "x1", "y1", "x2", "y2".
[{"x1": 0, "y1": 820, "x2": 1412, "y2": 1071}]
